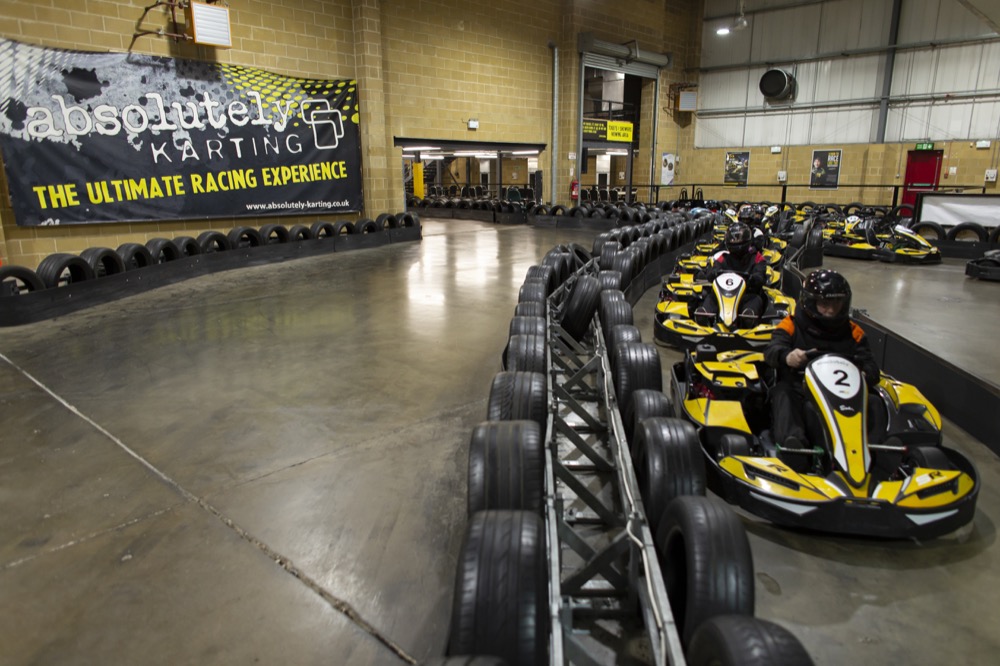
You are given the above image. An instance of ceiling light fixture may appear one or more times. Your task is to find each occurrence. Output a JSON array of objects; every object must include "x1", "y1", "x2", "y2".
[{"x1": 716, "y1": 0, "x2": 749, "y2": 36}]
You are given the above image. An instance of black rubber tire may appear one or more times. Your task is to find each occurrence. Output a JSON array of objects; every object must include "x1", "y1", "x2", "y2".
[
  {"x1": 487, "y1": 371, "x2": 547, "y2": 434},
  {"x1": 146, "y1": 238, "x2": 183, "y2": 263},
  {"x1": 36, "y1": 253, "x2": 96, "y2": 288},
  {"x1": 376, "y1": 213, "x2": 399, "y2": 230},
  {"x1": 227, "y1": 226, "x2": 263, "y2": 249},
  {"x1": 945, "y1": 221, "x2": 988, "y2": 242},
  {"x1": 843, "y1": 202, "x2": 865, "y2": 215},
  {"x1": 611, "y1": 252, "x2": 635, "y2": 289},
  {"x1": 549, "y1": 204, "x2": 566, "y2": 216},
  {"x1": 426, "y1": 657, "x2": 508, "y2": 666},
  {"x1": 600, "y1": 242, "x2": 622, "y2": 270},
  {"x1": 505, "y1": 334, "x2": 547, "y2": 375},
  {"x1": 906, "y1": 445, "x2": 953, "y2": 470},
  {"x1": 447, "y1": 510, "x2": 548, "y2": 666},
  {"x1": 607, "y1": 324, "x2": 642, "y2": 372},
  {"x1": 599, "y1": 294, "x2": 633, "y2": 346},
  {"x1": 687, "y1": 615, "x2": 815, "y2": 666},
  {"x1": 655, "y1": 496, "x2": 755, "y2": 648},
  {"x1": 559, "y1": 275, "x2": 601, "y2": 342},
  {"x1": 116, "y1": 242, "x2": 156, "y2": 270},
  {"x1": 910, "y1": 221, "x2": 945, "y2": 241},
  {"x1": 988, "y1": 226, "x2": 1000, "y2": 244},
  {"x1": 398, "y1": 211, "x2": 420, "y2": 228},
  {"x1": 355, "y1": 218, "x2": 380, "y2": 234},
  {"x1": 259, "y1": 224, "x2": 290, "y2": 244},
  {"x1": 79, "y1": 246, "x2": 127, "y2": 277},
  {"x1": 598, "y1": 270, "x2": 623, "y2": 292},
  {"x1": 514, "y1": 301, "x2": 546, "y2": 318},
  {"x1": 311, "y1": 221, "x2": 337, "y2": 238},
  {"x1": 798, "y1": 201, "x2": 816, "y2": 211},
  {"x1": 171, "y1": 236, "x2": 202, "y2": 257},
  {"x1": 888, "y1": 203, "x2": 914, "y2": 221},
  {"x1": 287, "y1": 224, "x2": 314, "y2": 241},
  {"x1": 196, "y1": 231, "x2": 231, "y2": 253},
  {"x1": 634, "y1": 417, "x2": 706, "y2": 533},
  {"x1": 524, "y1": 265, "x2": 556, "y2": 296},
  {"x1": 518, "y1": 280, "x2": 549, "y2": 304},
  {"x1": 508, "y1": 315, "x2": 546, "y2": 339},
  {"x1": 623, "y1": 389, "x2": 673, "y2": 448},
  {"x1": 332, "y1": 221, "x2": 356, "y2": 236},
  {"x1": 613, "y1": 342, "x2": 662, "y2": 416},
  {"x1": 0, "y1": 266, "x2": 45, "y2": 295},
  {"x1": 467, "y1": 421, "x2": 544, "y2": 515},
  {"x1": 541, "y1": 250, "x2": 572, "y2": 286}
]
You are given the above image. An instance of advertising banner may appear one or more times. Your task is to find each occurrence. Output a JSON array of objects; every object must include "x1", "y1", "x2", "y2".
[
  {"x1": 661, "y1": 153, "x2": 675, "y2": 185},
  {"x1": 724, "y1": 151, "x2": 749, "y2": 186},
  {"x1": 810, "y1": 149, "x2": 842, "y2": 189},
  {"x1": 0, "y1": 38, "x2": 363, "y2": 226},
  {"x1": 582, "y1": 118, "x2": 633, "y2": 143}
]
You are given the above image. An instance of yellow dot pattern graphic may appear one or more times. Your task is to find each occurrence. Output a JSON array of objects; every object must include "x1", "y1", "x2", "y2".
[{"x1": 216, "y1": 64, "x2": 360, "y2": 126}]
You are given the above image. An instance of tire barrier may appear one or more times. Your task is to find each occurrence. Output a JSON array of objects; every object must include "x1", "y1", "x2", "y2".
[
  {"x1": 0, "y1": 211, "x2": 422, "y2": 326},
  {"x1": 447, "y1": 215, "x2": 812, "y2": 664}
]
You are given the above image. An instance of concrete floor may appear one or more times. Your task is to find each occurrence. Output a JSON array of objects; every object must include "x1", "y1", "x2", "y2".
[{"x1": 0, "y1": 218, "x2": 998, "y2": 665}]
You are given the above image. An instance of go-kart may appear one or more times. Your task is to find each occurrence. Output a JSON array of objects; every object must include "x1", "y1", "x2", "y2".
[
  {"x1": 824, "y1": 216, "x2": 942, "y2": 264},
  {"x1": 965, "y1": 249, "x2": 1000, "y2": 281},
  {"x1": 668, "y1": 340, "x2": 979, "y2": 539},
  {"x1": 654, "y1": 272, "x2": 795, "y2": 349}
]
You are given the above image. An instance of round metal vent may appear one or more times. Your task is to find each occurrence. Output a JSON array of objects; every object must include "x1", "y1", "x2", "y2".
[{"x1": 759, "y1": 69, "x2": 795, "y2": 100}]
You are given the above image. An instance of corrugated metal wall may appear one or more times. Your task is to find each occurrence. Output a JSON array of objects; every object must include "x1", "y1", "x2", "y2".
[{"x1": 696, "y1": 0, "x2": 1000, "y2": 148}]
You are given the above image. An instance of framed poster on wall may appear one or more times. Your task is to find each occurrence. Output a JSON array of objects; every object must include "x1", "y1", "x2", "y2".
[
  {"x1": 810, "y1": 149, "x2": 842, "y2": 189},
  {"x1": 661, "y1": 153, "x2": 675, "y2": 185},
  {"x1": 724, "y1": 151, "x2": 749, "y2": 186}
]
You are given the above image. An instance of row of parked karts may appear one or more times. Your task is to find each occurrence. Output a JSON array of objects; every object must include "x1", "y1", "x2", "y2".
[{"x1": 651, "y1": 203, "x2": 979, "y2": 540}]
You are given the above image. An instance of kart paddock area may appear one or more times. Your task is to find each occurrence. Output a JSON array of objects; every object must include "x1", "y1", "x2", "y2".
[{"x1": 0, "y1": 218, "x2": 998, "y2": 665}]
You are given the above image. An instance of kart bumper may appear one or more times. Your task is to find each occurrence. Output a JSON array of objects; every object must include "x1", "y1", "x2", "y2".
[
  {"x1": 875, "y1": 248, "x2": 942, "y2": 264},
  {"x1": 711, "y1": 465, "x2": 979, "y2": 539}
]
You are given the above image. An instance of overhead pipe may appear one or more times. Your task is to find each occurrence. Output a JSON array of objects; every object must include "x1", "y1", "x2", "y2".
[
  {"x1": 876, "y1": 0, "x2": 903, "y2": 143},
  {"x1": 549, "y1": 41, "x2": 558, "y2": 206}
]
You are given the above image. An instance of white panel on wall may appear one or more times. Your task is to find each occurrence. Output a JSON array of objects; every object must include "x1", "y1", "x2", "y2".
[
  {"x1": 969, "y1": 101, "x2": 1000, "y2": 140},
  {"x1": 978, "y1": 43, "x2": 1000, "y2": 89},
  {"x1": 932, "y1": 45, "x2": 986, "y2": 93},
  {"x1": 788, "y1": 110, "x2": 815, "y2": 145},
  {"x1": 750, "y1": 5, "x2": 823, "y2": 63},
  {"x1": 891, "y1": 103, "x2": 933, "y2": 141},
  {"x1": 815, "y1": 0, "x2": 888, "y2": 53},
  {"x1": 808, "y1": 108, "x2": 876, "y2": 144},
  {"x1": 743, "y1": 112, "x2": 792, "y2": 147},
  {"x1": 890, "y1": 50, "x2": 935, "y2": 96},
  {"x1": 811, "y1": 56, "x2": 882, "y2": 102},
  {"x1": 898, "y1": 0, "x2": 994, "y2": 43},
  {"x1": 696, "y1": 117, "x2": 747, "y2": 149},
  {"x1": 701, "y1": 21, "x2": 753, "y2": 69},
  {"x1": 925, "y1": 102, "x2": 975, "y2": 139},
  {"x1": 699, "y1": 70, "x2": 756, "y2": 110}
]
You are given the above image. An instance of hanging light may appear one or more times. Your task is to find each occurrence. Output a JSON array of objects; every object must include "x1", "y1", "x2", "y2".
[{"x1": 717, "y1": 0, "x2": 748, "y2": 36}]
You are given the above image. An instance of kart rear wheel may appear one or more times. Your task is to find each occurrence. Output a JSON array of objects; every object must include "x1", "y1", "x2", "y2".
[
  {"x1": 686, "y1": 615, "x2": 814, "y2": 666},
  {"x1": 655, "y1": 496, "x2": 755, "y2": 648},
  {"x1": 487, "y1": 371, "x2": 547, "y2": 434},
  {"x1": 467, "y1": 421, "x2": 543, "y2": 515},
  {"x1": 447, "y1": 511, "x2": 548, "y2": 666},
  {"x1": 906, "y1": 445, "x2": 953, "y2": 470},
  {"x1": 635, "y1": 417, "x2": 706, "y2": 533}
]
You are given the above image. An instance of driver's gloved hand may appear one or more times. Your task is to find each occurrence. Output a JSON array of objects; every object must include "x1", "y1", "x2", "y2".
[
  {"x1": 748, "y1": 274, "x2": 764, "y2": 291},
  {"x1": 862, "y1": 362, "x2": 880, "y2": 389}
]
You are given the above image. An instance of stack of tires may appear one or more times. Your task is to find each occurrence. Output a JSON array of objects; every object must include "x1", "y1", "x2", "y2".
[
  {"x1": 444, "y1": 223, "x2": 813, "y2": 665},
  {"x1": 0, "y1": 213, "x2": 420, "y2": 297}
]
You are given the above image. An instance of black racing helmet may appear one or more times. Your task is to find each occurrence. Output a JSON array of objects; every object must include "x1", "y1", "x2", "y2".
[
  {"x1": 737, "y1": 204, "x2": 756, "y2": 224},
  {"x1": 800, "y1": 269, "x2": 852, "y2": 330},
  {"x1": 725, "y1": 221, "x2": 752, "y2": 259}
]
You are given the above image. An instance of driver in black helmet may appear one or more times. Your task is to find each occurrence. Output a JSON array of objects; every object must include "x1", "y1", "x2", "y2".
[
  {"x1": 764, "y1": 269, "x2": 880, "y2": 452},
  {"x1": 694, "y1": 221, "x2": 768, "y2": 327}
]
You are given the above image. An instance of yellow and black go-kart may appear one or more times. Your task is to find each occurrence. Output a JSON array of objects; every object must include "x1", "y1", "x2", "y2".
[
  {"x1": 668, "y1": 341, "x2": 979, "y2": 539},
  {"x1": 824, "y1": 215, "x2": 941, "y2": 264},
  {"x1": 654, "y1": 271, "x2": 795, "y2": 349}
]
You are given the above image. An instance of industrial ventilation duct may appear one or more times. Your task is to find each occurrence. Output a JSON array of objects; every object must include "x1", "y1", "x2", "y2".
[
  {"x1": 577, "y1": 33, "x2": 672, "y2": 70},
  {"x1": 759, "y1": 69, "x2": 795, "y2": 100}
]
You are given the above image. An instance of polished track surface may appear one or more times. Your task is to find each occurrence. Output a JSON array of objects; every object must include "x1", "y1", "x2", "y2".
[{"x1": 1, "y1": 219, "x2": 997, "y2": 665}]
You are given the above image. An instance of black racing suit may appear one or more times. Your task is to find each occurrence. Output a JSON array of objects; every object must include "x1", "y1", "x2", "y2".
[
  {"x1": 693, "y1": 250, "x2": 768, "y2": 325},
  {"x1": 764, "y1": 308, "x2": 880, "y2": 445}
]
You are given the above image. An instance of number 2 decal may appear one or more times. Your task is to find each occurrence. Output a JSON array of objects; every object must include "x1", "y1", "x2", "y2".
[{"x1": 833, "y1": 369, "x2": 850, "y2": 387}]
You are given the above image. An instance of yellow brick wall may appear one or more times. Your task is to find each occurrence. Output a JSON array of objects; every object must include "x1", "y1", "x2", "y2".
[
  {"x1": 661, "y1": 141, "x2": 998, "y2": 207},
  {"x1": 6, "y1": 0, "x2": 990, "y2": 271}
]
